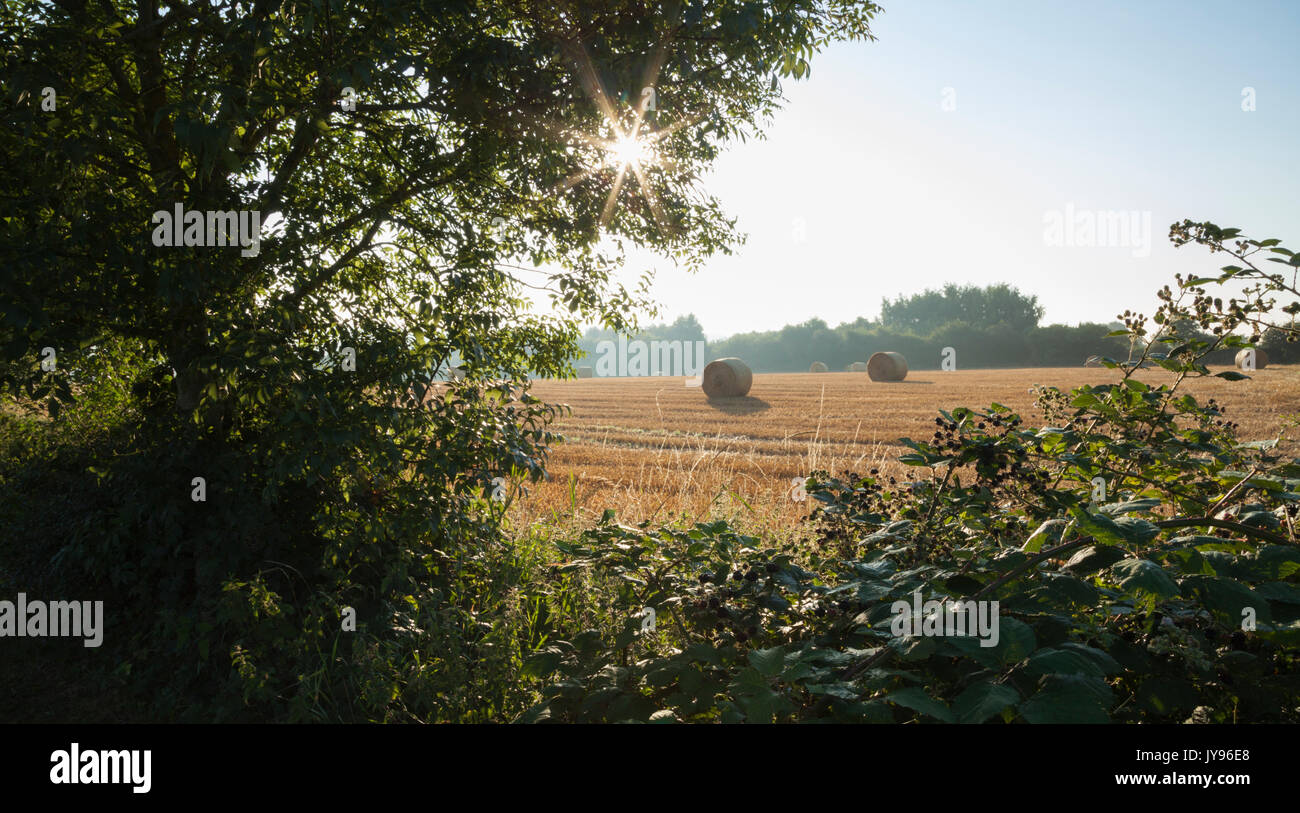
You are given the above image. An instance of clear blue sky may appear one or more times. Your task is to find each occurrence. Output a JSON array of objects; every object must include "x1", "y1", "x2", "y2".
[{"x1": 592, "y1": 0, "x2": 1300, "y2": 340}]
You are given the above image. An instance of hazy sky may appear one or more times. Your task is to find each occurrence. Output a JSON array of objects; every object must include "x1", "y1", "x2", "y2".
[{"x1": 577, "y1": 0, "x2": 1300, "y2": 341}]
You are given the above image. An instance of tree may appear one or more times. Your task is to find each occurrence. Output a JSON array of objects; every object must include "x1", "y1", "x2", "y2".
[
  {"x1": 879, "y1": 283, "x2": 1044, "y2": 335},
  {"x1": 0, "y1": 0, "x2": 881, "y2": 719}
]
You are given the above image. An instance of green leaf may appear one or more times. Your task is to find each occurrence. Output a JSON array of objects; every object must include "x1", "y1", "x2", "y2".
[
  {"x1": 948, "y1": 616, "x2": 1036, "y2": 667},
  {"x1": 806, "y1": 682, "x2": 861, "y2": 701},
  {"x1": 953, "y1": 681, "x2": 1020, "y2": 724},
  {"x1": 1023, "y1": 519, "x2": 1069, "y2": 553},
  {"x1": 883, "y1": 687, "x2": 955, "y2": 722},
  {"x1": 515, "y1": 703, "x2": 553, "y2": 724},
  {"x1": 1253, "y1": 581, "x2": 1300, "y2": 604},
  {"x1": 1019, "y1": 674, "x2": 1112, "y2": 723},
  {"x1": 1023, "y1": 644, "x2": 1119, "y2": 678},
  {"x1": 1110, "y1": 558, "x2": 1180, "y2": 599},
  {"x1": 1036, "y1": 573, "x2": 1100, "y2": 607},
  {"x1": 1064, "y1": 544, "x2": 1126, "y2": 576},
  {"x1": 1254, "y1": 546, "x2": 1300, "y2": 579},
  {"x1": 748, "y1": 646, "x2": 785, "y2": 678},
  {"x1": 520, "y1": 647, "x2": 565, "y2": 680},
  {"x1": 1068, "y1": 507, "x2": 1129, "y2": 546},
  {"x1": 1181, "y1": 576, "x2": 1272, "y2": 625},
  {"x1": 1098, "y1": 498, "x2": 1162, "y2": 516},
  {"x1": 1114, "y1": 517, "x2": 1161, "y2": 544}
]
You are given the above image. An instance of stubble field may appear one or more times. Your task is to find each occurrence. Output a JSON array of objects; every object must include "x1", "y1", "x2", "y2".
[{"x1": 512, "y1": 366, "x2": 1300, "y2": 532}]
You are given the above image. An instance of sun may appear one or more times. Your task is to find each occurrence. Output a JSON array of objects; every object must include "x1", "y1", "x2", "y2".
[
  {"x1": 605, "y1": 134, "x2": 650, "y2": 169},
  {"x1": 536, "y1": 38, "x2": 706, "y2": 233}
]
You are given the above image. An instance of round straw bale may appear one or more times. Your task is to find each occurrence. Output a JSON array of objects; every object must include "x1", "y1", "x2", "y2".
[
  {"x1": 576, "y1": 365, "x2": 594, "y2": 378},
  {"x1": 702, "y1": 357, "x2": 752, "y2": 397},
  {"x1": 867, "y1": 351, "x2": 908, "y2": 382},
  {"x1": 809, "y1": 361, "x2": 828, "y2": 373},
  {"x1": 849, "y1": 361, "x2": 868, "y2": 372},
  {"x1": 1235, "y1": 348, "x2": 1268, "y2": 370}
]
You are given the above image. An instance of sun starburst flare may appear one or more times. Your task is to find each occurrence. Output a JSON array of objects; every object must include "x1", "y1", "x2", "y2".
[
  {"x1": 522, "y1": 38, "x2": 707, "y2": 234},
  {"x1": 605, "y1": 134, "x2": 651, "y2": 169}
]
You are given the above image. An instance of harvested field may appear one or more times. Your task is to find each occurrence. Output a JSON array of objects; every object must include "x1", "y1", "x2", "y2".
[{"x1": 513, "y1": 367, "x2": 1300, "y2": 528}]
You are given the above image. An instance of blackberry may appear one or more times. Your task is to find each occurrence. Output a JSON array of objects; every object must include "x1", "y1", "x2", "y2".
[
  {"x1": 745, "y1": 571, "x2": 758, "y2": 582},
  {"x1": 765, "y1": 563, "x2": 777, "y2": 573}
]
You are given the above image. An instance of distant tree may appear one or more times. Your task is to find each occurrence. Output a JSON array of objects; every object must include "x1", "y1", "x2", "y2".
[
  {"x1": 576, "y1": 312, "x2": 709, "y2": 364},
  {"x1": 642, "y1": 313, "x2": 707, "y2": 343},
  {"x1": 879, "y1": 283, "x2": 1044, "y2": 334}
]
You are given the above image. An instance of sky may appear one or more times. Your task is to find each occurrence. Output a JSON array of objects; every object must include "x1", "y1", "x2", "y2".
[{"x1": 570, "y1": 0, "x2": 1300, "y2": 341}]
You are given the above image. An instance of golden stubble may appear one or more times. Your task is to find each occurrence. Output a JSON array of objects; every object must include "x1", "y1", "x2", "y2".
[{"x1": 509, "y1": 366, "x2": 1300, "y2": 531}]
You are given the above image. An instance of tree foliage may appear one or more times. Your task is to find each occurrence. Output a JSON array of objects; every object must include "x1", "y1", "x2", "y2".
[
  {"x1": 880, "y1": 283, "x2": 1045, "y2": 335},
  {"x1": 0, "y1": 0, "x2": 880, "y2": 719}
]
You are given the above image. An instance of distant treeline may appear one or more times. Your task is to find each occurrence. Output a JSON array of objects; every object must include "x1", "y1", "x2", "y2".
[
  {"x1": 578, "y1": 284, "x2": 1298, "y2": 373},
  {"x1": 709, "y1": 319, "x2": 1134, "y2": 372}
]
